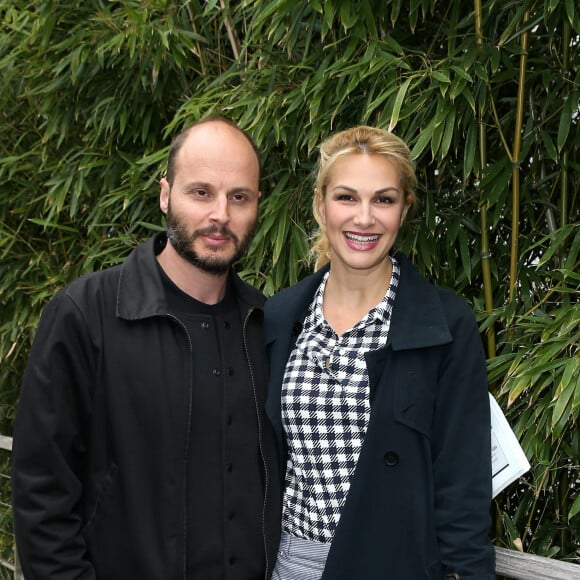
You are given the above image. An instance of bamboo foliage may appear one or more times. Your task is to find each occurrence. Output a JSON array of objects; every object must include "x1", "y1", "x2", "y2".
[{"x1": 0, "y1": 0, "x2": 578, "y2": 564}]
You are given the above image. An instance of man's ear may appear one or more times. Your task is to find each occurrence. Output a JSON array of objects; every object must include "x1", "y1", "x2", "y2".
[{"x1": 160, "y1": 178, "x2": 170, "y2": 215}]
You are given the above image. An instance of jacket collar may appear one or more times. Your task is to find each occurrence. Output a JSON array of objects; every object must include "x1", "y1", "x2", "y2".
[
  {"x1": 266, "y1": 252, "x2": 452, "y2": 351},
  {"x1": 116, "y1": 232, "x2": 264, "y2": 321},
  {"x1": 389, "y1": 251, "x2": 452, "y2": 350}
]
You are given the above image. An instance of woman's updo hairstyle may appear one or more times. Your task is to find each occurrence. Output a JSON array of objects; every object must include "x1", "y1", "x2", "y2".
[{"x1": 311, "y1": 126, "x2": 417, "y2": 269}]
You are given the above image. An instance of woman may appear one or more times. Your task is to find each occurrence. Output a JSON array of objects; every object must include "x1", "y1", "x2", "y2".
[{"x1": 264, "y1": 126, "x2": 495, "y2": 579}]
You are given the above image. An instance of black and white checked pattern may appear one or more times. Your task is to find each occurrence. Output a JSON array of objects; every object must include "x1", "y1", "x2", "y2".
[{"x1": 281, "y1": 258, "x2": 400, "y2": 543}]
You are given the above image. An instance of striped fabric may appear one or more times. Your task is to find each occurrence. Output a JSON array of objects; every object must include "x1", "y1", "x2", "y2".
[{"x1": 272, "y1": 530, "x2": 331, "y2": 580}]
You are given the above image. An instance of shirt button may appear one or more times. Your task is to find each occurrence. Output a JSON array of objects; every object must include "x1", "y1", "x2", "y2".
[
  {"x1": 229, "y1": 556, "x2": 236, "y2": 565},
  {"x1": 384, "y1": 451, "x2": 399, "y2": 466},
  {"x1": 227, "y1": 463, "x2": 233, "y2": 473},
  {"x1": 212, "y1": 369, "x2": 221, "y2": 377},
  {"x1": 227, "y1": 367, "x2": 235, "y2": 376},
  {"x1": 224, "y1": 320, "x2": 231, "y2": 329},
  {"x1": 227, "y1": 415, "x2": 233, "y2": 426},
  {"x1": 201, "y1": 321, "x2": 209, "y2": 329},
  {"x1": 228, "y1": 510, "x2": 235, "y2": 520}
]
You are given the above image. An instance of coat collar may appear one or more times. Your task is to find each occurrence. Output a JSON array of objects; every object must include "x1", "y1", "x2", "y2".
[
  {"x1": 264, "y1": 252, "x2": 452, "y2": 351},
  {"x1": 389, "y1": 252, "x2": 453, "y2": 350},
  {"x1": 116, "y1": 232, "x2": 265, "y2": 321}
]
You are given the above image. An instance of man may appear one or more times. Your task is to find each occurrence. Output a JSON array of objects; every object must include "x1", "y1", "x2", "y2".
[{"x1": 12, "y1": 117, "x2": 280, "y2": 579}]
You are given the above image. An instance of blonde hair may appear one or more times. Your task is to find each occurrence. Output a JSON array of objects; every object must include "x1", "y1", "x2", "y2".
[{"x1": 311, "y1": 126, "x2": 417, "y2": 270}]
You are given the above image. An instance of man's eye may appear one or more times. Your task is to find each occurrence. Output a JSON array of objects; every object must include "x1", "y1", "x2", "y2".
[{"x1": 231, "y1": 193, "x2": 248, "y2": 202}]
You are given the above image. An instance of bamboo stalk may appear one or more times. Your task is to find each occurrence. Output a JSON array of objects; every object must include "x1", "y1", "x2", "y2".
[
  {"x1": 559, "y1": 20, "x2": 571, "y2": 309},
  {"x1": 473, "y1": 0, "x2": 496, "y2": 357},
  {"x1": 508, "y1": 11, "x2": 530, "y2": 302},
  {"x1": 185, "y1": 1, "x2": 207, "y2": 76},
  {"x1": 560, "y1": 19, "x2": 570, "y2": 230},
  {"x1": 219, "y1": 0, "x2": 241, "y2": 61}
]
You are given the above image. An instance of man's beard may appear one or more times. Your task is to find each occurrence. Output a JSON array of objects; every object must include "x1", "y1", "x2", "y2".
[{"x1": 166, "y1": 207, "x2": 256, "y2": 275}]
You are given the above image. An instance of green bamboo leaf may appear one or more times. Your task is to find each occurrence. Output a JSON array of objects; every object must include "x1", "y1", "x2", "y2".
[
  {"x1": 27, "y1": 219, "x2": 79, "y2": 233},
  {"x1": 565, "y1": 0, "x2": 575, "y2": 27},
  {"x1": 390, "y1": 0, "x2": 402, "y2": 26},
  {"x1": 388, "y1": 77, "x2": 413, "y2": 132},
  {"x1": 552, "y1": 384, "x2": 573, "y2": 431},
  {"x1": 323, "y1": 1, "x2": 334, "y2": 32},
  {"x1": 458, "y1": 225, "x2": 471, "y2": 282},
  {"x1": 536, "y1": 227, "x2": 575, "y2": 268},
  {"x1": 432, "y1": 70, "x2": 450, "y2": 84},
  {"x1": 521, "y1": 354, "x2": 567, "y2": 378},
  {"x1": 558, "y1": 358, "x2": 578, "y2": 398},
  {"x1": 272, "y1": 210, "x2": 289, "y2": 265},
  {"x1": 507, "y1": 375, "x2": 531, "y2": 405},
  {"x1": 431, "y1": 116, "x2": 444, "y2": 158},
  {"x1": 540, "y1": 129, "x2": 558, "y2": 161},
  {"x1": 557, "y1": 94, "x2": 573, "y2": 151},
  {"x1": 441, "y1": 107, "x2": 456, "y2": 158},
  {"x1": 381, "y1": 35, "x2": 405, "y2": 56},
  {"x1": 463, "y1": 121, "x2": 477, "y2": 178},
  {"x1": 410, "y1": 116, "x2": 436, "y2": 159},
  {"x1": 450, "y1": 65, "x2": 472, "y2": 83},
  {"x1": 568, "y1": 494, "x2": 580, "y2": 521},
  {"x1": 339, "y1": 2, "x2": 357, "y2": 30},
  {"x1": 564, "y1": 227, "x2": 580, "y2": 270},
  {"x1": 366, "y1": 85, "x2": 397, "y2": 119},
  {"x1": 310, "y1": 0, "x2": 323, "y2": 13}
]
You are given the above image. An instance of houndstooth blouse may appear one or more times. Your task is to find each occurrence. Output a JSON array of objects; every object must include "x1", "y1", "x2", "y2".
[{"x1": 280, "y1": 257, "x2": 400, "y2": 543}]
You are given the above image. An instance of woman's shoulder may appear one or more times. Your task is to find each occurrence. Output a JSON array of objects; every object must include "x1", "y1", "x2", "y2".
[{"x1": 265, "y1": 266, "x2": 328, "y2": 314}]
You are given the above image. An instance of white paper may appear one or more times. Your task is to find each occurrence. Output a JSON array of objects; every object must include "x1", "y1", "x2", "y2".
[{"x1": 490, "y1": 393, "x2": 531, "y2": 498}]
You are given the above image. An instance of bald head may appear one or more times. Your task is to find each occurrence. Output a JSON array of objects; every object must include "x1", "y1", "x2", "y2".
[{"x1": 166, "y1": 117, "x2": 261, "y2": 187}]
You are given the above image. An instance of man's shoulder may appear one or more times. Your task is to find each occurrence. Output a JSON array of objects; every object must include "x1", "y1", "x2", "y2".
[
  {"x1": 231, "y1": 272, "x2": 266, "y2": 309},
  {"x1": 58, "y1": 263, "x2": 123, "y2": 310},
  {"x1": 62, "y1": 237, "x2": 154, "y2": 306}
]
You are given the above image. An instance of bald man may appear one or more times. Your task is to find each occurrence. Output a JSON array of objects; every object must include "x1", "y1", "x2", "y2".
[{"x1": 12, "y1": 117, "x2": 281, "y2": 580}]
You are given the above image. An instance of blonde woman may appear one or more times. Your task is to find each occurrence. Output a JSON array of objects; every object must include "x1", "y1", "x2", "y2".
[{"x1": 264, "y1": 126, "x2": 494, "y2": 579}]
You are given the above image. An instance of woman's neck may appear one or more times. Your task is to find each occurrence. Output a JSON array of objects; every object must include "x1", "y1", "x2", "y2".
[{"x1": 322, "y1": 259, "x2": 392, "y2": 336}]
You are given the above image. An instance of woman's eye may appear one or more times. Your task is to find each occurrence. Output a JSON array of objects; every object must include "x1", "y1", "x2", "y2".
[
  {"x1": 336, "y1": 194, "x2": 354, "y2": 201},
  {"x1": 376, "y1": 196, "x2": 393, "y2": 204}
]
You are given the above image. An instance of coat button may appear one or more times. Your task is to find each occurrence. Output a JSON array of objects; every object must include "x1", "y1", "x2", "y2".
[{"x1": 384, "y1": 451, "x2": 399, "y2": 466}]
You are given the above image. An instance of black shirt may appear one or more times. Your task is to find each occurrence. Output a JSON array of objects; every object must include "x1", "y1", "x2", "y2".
[{"x1": 160, "y1": 268, "x2": 265, "y2": 580}]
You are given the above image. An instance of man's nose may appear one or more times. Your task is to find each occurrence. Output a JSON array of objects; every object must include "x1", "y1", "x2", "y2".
[{"x1": 209, "y1": 196, "x2": 230, "y2": 224}]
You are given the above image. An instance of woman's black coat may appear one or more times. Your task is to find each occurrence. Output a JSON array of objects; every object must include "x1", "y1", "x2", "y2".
[{"x1": 264, "y1": 253, "x2": 495, "y2": 579}]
